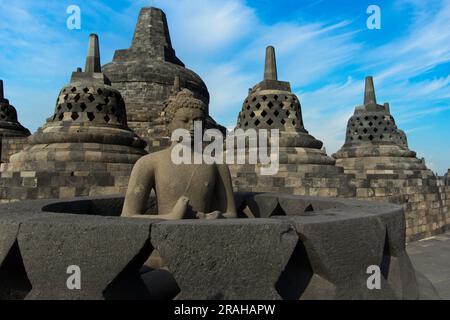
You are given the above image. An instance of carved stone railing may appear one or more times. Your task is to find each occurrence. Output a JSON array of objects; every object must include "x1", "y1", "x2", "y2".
[{"x1": 0, "y1": 193, "x2": 439, "y2": 300}]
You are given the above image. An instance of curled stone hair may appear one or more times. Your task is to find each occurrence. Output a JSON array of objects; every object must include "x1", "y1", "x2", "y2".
[{"x1": 161, "y1": 89, "x2": 206, "y2": 123}]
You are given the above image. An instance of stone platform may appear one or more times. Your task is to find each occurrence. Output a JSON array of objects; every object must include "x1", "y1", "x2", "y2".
[
  {"x1": 334, "y1": 77, "x2": 449, "y2": 241},
  {"x1": 408, "y1": 231, "x2": 450, "y2": 299},
  {"x1": 0, "y1": 193, "x2": 438, "y2": 300}
]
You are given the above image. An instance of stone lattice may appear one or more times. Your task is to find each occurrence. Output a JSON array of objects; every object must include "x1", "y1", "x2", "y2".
[
  {"x1": 238, "y1": 93, "x2": 304, "y2": 132},
  {"x1": 0, "y1": 6, "x2": 447, "y2": 242},
  {"x1": 230, "y1": 46, "x2": 353, "y2": 198},
  {"x1": 0, "y1": 34, "x2": 146, "y2": 202},
  {"x1": 334, "y1": 77, "x2": 448, "y2": 241}
]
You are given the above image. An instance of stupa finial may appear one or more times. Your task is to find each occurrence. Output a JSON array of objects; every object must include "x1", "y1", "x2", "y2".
[
  {"x1": 85, "y1": 34, "x2": 101, "y2": 73},
  {"x1": 264, "y1": 46, "x2": 278, "y2": 81},
  {"x1": 364, "y1": 76, "x2": 376, "y2": 105}
]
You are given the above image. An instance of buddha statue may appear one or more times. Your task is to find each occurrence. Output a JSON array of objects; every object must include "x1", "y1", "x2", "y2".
[{"x1": 122, "y1": 88, "x2": 236, "y2": 220}]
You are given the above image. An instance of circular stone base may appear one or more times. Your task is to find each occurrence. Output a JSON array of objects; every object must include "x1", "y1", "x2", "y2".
[{"x1": 0, "y1": 193, "x2": 439, "y2": 300}]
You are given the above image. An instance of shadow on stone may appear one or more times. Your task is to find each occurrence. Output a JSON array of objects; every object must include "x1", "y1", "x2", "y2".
[
  {"x1": 270, "y1": 203, "x2": 287, "y2": 217},
  {"x1": 102, "y1": 240, "x2": 153, "y2": 300},
  {"x1": 275, "y1": 238, "x2": 313, "y2": 300},
  {"x1": 304, "y1": 204, "x2": 314, "y2": 213},
  {"x1": 141, "y1": 269, "x2": 180, "y2": 300},
  {"x1": 236, "y1": 201, "x2": 253, "y2": 218},
  {"x1": 380, "y1": 231, "x2": 391, "y2": 280},
  {"x1": 0, "y1": 241, "x2": 32, "y2": 300},
  {"x1": 42, "y1": 196, "x2": 157, "y2": 216}
]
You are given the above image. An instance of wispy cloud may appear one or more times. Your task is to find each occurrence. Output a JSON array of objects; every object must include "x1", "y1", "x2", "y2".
[{"x1": 0, "y1": 0, "x2": 448, "y2": 173}]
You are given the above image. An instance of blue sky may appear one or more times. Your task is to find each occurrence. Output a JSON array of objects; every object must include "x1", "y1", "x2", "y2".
[{"x1": 0, "y1": 0, "x2": 449, "y2": 174}]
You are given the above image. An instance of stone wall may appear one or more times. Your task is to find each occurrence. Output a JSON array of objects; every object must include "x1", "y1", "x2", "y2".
[
  {"x1": 344, "y1": 169, "x2": 448, "y2": 242},
  {"x1": 230, "y1": 163, "x2": 355, "y2": 198},
  {"x1": 106, "y1": 81, "x2": 171, "y2": 153},
  {"x1": 231, "y1": 164, "x2": 449, "y2": 242},
  {"x1": 0, "y1": 163, "x2": 133, "y2": 203},
  {"x1": 0, "y1": 136, "x2": 28, "y2": 163}
]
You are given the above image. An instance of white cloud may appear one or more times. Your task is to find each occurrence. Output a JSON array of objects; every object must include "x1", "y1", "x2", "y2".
[
  {"x1": 161, "y1": 0, "x2": 257, "y2": 55},
  {"x1": 1, "y1": 0, "x2": 449, "y2": 173}
]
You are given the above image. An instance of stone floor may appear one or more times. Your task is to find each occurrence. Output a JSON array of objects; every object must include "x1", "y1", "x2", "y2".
[{"x1": 407, "y1": 230, "x2": 450, "y2": 299}]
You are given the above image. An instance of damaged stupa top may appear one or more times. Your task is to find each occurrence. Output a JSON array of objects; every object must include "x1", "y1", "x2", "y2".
[
  {"x1": 0, "y1": 80, "x2": 30, "y2": 137},
  {"x1": 343, "y1": 76, "x2": 408, "y2": 148},
  {"x1": 127, "y1": 7, "x2": 183, "y2": 66},
  {"x1": 7, "y1": 34, "x2": 146, "y2": 170},
  {"x1": 102, "y1": 7, "x2": 223, "y2": 152},
  {"x1": 236, "y1": 46, "x2": 326, "y2": 151},
  {"x1": 102, "y1": 7, "x2": 209, "y2": 106}
]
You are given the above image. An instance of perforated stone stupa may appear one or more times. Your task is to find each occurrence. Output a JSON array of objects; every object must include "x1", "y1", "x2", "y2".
[
  {"x1": 103, "y1": 7, "x2": 223, "y2": 153},
  {"x1": 334, "y1": 76, "x2": 449, "y2": 240},
  {"x1": 0, "y1": 80, "x2": 30, "y2": 162},
  {"x1": 230, "y1": 46, "x2": 354, "y2": 197},
  {"x1": 0, "y1": 34, "x2": 146, "y2": 202}
]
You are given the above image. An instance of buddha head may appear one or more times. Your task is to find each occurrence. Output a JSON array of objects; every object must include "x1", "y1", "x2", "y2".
[{"x1": 162, "y1": 89, "x2": 207, "y2": 138}]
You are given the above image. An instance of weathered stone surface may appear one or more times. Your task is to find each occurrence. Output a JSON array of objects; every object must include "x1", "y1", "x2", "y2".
[
  {"x1": 151, "y1": 219, "x2": 298, "y2": 300},
  {"x1": 121, "y1": 88, "x2": 237, "y2": 220},
  {"x1": 17, "y1": 214, "x2": 157, "y2": 299},
  {"x1": 230, "y1": 46, "x2": 354, "y2": 199},
  {"x1": 0, "y1": 217, "x2": 20, "y2": 265},
  {"x1": 0, "y1": 209, "x2": 57, "y2": 299},
  {"x1": 272, "y1": 196, "x2": 440, "y2": 300},
  {"x1": 0, "y1": 35, "x2": 146, "y2": 203},
  {"x1": 0, "y1": 192, "x2": 440, "y2": 300},
  {"x1": 276, "y1": 212, "x2": 386, "y2": 296},
  {"x1": 0, "y1": 80, "x2": 30, "y2": 164},
  {"x1": 334, "y1": 76, "x2": 448, "y2": 241},
  {"x1": 415, "y1": 270, "x2": 441, "y2": 300},
  {"x1": 103, "y1": 7, "x2": 223, "y2": 153}
]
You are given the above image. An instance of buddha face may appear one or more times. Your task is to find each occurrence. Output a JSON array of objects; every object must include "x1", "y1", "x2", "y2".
[{"x1": 168, "y1": 107, "x2": 205, "y2": 138}]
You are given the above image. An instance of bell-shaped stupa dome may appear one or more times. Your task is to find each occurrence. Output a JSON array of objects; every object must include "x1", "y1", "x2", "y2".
[
  {"x1": 0, "y1": 80, "x2": 30, "y2": 138},
  {"x1": 229, "y1": 46, "x2": 352, "y2": 198},
  {"x1": 334, "y1": 76, "x2": 426, "y2": 171},
  {"x1": 1, "y1": 34, "x2": 146, "y2": 201},
  {"x1": 103, "y1": 7, "x2": 223, "y2": 152},
  {"x1": 10, "y1": 34, "x2": 146, "y2": 168}
]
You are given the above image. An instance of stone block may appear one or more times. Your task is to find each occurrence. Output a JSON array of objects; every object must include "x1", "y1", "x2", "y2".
[
  {"x1": 17, "y1": 214, "x2": 157, "y2": 299},
  {"x1": 151, "y1": 219, "x2": 298, "y2": 300}
]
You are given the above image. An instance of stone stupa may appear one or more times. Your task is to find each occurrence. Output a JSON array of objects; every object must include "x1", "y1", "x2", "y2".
[
  {"x1": 103, "y1": 7, "x2": 224, "y2": 153},
  {"x1": 0, "y1": 80, "x2": 30, "y2": 162},
  {"x1": 0, "y1": 34, "x2": 147, "y2": 201},
  {"x1": 334, "y1": 76, "x2": 420, "y2": 169},
  {"x1": 334, "y1": 76, "x2": 447, "y2": 240},
  {"x1": 230, "y1": 46, "x2": 354, "y2": 197}
]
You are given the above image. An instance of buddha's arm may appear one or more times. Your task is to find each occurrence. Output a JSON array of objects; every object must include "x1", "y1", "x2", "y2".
[
  {"x1": 121, "y1": 157, "x2": 154, "y2": 217},
  {"x1": 214, "y1": 164, "x2": 237, "y2": 218},
  {"x1": 126, "y1": 196, "x2": 190, "y2": 220}
]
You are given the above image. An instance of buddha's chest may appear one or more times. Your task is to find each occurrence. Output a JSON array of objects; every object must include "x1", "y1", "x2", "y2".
[{"x1": 155, "y1": 164, "x2": 217, "y2": 210}]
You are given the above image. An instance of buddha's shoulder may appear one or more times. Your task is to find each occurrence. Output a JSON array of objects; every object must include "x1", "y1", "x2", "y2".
[{"x1": 136, "y1": 148, "x2": 172, "y2": 166}]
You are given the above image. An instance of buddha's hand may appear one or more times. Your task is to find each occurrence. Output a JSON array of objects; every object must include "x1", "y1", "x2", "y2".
[
  {"x1": 168, "y1": 196, "x2": 190, "y2": 220},
  {"x1": 196, "y1": 210, "x2": 224, "y2": 220},
  {"x1": 222, "y1": 212, "x2": 238, "y2": 219}
]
